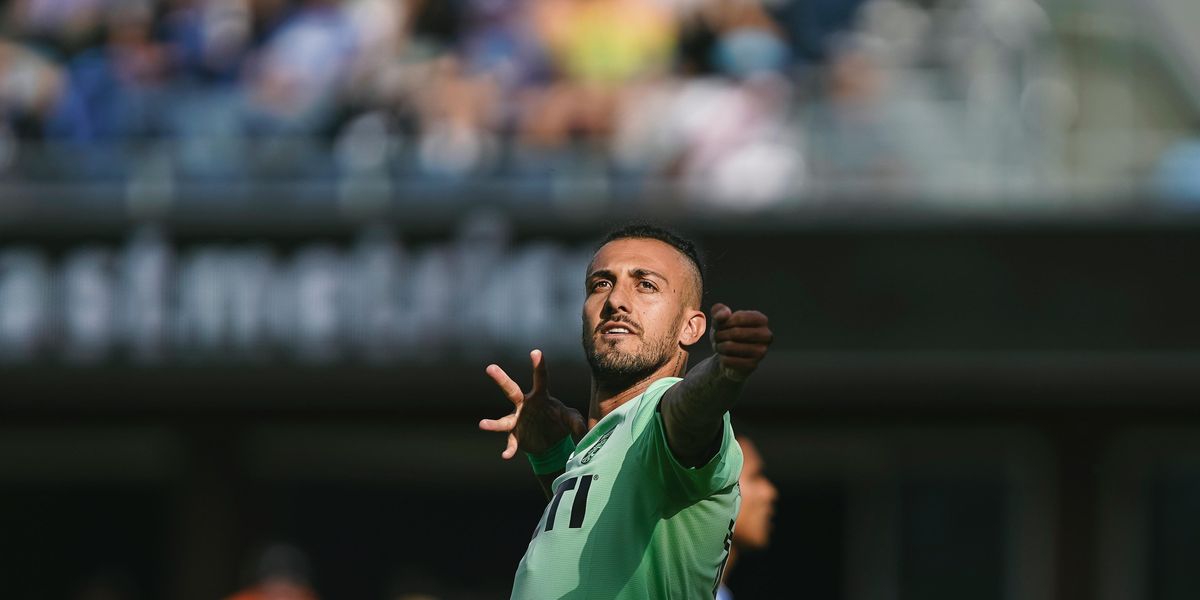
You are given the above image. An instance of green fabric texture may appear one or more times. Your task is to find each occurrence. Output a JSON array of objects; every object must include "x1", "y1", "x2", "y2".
[{"x1": 511, "y1": 377, "x2": 743, "y2": 599}]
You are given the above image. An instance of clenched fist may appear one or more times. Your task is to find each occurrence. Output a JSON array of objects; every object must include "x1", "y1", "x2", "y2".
[{"x1": 709, "y1": 303, "x2": 772, "y2": 382}]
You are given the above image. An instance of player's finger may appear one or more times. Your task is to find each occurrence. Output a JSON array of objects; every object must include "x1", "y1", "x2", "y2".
[
  {"x1": 712, "y1": 327, "x2": 774, "y2": 344},
  {"x1": 486, "y1": 364, "x2": 525, "y2": 405},
  {"x1": 501, "y1": 433, "x2": 519, "y2": 459},
  {"x1": 710, "y1": 303, "x2": 732, "y2": 325},
  {"x1": 479, "y1": 414, "x2": 517, "y2": 432},
  {"x1": 720, "y1": 310, "x2": 768, "y2": 328},
  {"x1": 530, "y1": 349, "x2": 549, "y2": 395},
  {"x1": 720, "y1": 356, "x2": 760, "y2": 373},
  {"x1": 715, "y1": 341, "x2": 767, "y2": 358}
]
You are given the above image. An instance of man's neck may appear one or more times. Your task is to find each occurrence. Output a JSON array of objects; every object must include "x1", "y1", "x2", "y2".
[{"x1": 587, "y1": 349, "x2": 689, "y2": 428}]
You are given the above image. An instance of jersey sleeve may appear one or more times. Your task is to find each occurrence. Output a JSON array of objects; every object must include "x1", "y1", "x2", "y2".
[{"x1": 630, "y1": 377, "x2": 743, "y2": 506}]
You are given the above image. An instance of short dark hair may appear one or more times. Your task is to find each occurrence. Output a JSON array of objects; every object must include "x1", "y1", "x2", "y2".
[{"x1": 598, "y1": 224, "x2": 705, "y2": 298}]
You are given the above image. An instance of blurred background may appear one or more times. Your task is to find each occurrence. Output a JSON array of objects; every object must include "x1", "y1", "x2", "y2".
[{"x1": 1, "y1": 0, "x2": 1199, "y2": 598}]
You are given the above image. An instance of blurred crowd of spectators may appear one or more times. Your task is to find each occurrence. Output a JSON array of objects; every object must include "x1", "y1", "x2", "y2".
[{"x1": 0, "y1": 0, "x2": 1065, "y2": 206}]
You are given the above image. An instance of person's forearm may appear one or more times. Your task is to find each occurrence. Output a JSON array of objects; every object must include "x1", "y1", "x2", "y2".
[{"x1": 661, "y1": 355, "x2": 743, "y2": 467}]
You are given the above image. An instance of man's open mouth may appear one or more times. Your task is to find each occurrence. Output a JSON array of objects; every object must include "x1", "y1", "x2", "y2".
[{"x1": 599, "y1": 321, "x2": 639, "y2": 336}]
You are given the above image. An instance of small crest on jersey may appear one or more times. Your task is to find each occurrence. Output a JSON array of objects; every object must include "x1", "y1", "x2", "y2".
[{"x1": 580, "y1": 429, "x2": 614, "y2": 464}]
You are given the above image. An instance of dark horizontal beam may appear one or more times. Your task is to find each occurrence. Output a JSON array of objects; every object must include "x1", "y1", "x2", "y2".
[{"x1": 2, "y1": 352, "x2": 1198, "y2": 419}]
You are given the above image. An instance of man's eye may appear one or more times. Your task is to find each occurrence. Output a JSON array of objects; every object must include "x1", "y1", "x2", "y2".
[
  {"x1": 638, "y1": 280, "x2": 658, "y2": 291},
  {"x1": 591, "y1": 280, "x2": 611, "y2": 291}
]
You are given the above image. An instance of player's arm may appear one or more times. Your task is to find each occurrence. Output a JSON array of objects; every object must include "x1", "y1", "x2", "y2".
[
  {"x1": 660, "y1": 303, "x2": 772, "y2": 468},
  {"x1": 479, "y1": 350, "x2": 586, "y2": 499}
]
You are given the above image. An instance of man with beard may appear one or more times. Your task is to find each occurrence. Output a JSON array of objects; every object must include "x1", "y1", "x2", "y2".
[{"x1": 479, "y1": 225, "x2": 773, "y2": 599}]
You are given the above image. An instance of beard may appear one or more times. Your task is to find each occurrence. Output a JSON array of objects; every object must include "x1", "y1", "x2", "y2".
[{"x1": 582, "y1": 322, "x2": 677, "y2": 386}]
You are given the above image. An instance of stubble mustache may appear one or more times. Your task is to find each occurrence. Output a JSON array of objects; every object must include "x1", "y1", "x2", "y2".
[{"x1": 593, "y1": 315, "x2": 642, "y2": 336}]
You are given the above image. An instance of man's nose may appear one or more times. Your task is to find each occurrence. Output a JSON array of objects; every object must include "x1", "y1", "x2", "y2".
[{"x1": 603, "y1": 282, "x2": 631, "y2": 314}]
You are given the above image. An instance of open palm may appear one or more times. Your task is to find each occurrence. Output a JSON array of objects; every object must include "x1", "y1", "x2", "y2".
[{"x1": 479, "y1": 349, "x2": 586, "y2": 459}]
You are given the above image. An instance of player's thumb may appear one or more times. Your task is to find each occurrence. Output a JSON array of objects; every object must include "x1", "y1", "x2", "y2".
[{"x1": 710, "y1": 303, "x2": 732, "y2": 326}]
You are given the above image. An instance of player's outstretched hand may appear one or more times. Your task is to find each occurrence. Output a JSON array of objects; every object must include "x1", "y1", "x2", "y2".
[
  {"x1": 479, "y1": 349, "x2": 586, "y2": 460},
  {"x1": 710, "y1": 303, "x2": 773, "y2": 382}
]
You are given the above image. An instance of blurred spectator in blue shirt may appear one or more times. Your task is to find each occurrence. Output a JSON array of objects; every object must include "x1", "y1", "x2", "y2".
[{"x1": 1153, "y1": 135, "x2": 1200, "y2": 208}]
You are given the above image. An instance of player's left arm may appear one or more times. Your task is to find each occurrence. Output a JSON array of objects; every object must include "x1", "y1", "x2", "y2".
[{"x1": 660, "y1": 303, "x2": 772, "y2": 468}]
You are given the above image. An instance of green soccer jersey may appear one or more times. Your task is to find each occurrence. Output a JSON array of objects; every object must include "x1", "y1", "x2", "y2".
[{"x1": 511, "y1": 376, "x2": 743, "y2": 600}]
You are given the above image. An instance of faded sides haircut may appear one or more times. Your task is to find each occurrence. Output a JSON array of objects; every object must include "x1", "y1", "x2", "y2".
[{"x1": 595, "y1": 224, "x2": 706, "y2": 307}]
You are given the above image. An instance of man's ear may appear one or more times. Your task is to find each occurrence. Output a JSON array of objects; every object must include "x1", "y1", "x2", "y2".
[{"x1": 679, "y1": 309, "x2": 706, "y2": 346}]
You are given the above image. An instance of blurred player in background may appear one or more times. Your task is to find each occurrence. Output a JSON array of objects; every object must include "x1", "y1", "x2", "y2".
[
  {"x1": 717, "y1": 435, "x2": 780, "y2": 600},
  {"x1": 479, "y1": 224, "x2": 773, "y2": 598},
  {"x1": 224, "y1": 543, "x2": 318, "y2": 600}
]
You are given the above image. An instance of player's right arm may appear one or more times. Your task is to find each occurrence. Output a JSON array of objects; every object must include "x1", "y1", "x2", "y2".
[{"x1": 479, "y1": 349, "x2": 586, "y2": 499}]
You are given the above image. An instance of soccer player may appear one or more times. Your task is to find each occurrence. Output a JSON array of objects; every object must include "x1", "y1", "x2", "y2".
[
  {"x1": 716, "y1": 435, "x2": 779, "y2": 600},
  {"x1": 479, "y1": 225, "x2": 773, "y2": 598}
]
